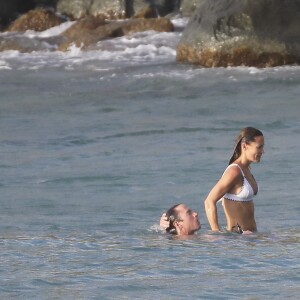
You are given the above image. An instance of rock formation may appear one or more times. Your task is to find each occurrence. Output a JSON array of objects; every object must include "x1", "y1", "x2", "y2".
[{"x1": 177, "y1": 0, "x2": 300, "y2": 67}]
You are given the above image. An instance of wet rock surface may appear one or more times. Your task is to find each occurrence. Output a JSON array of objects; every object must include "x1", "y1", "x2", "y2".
[{"x1": 7, "y1": 8, "x2": 64, "y2": 32}]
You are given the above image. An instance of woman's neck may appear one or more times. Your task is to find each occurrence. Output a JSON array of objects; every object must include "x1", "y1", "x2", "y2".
[{"x1": 234, "y1": 157, "x2": 251, "y2": 168}]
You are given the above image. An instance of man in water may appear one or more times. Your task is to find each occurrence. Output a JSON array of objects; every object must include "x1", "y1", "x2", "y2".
[{"x1": 160, "y1": 203, "x2": 201, "y2": 235}]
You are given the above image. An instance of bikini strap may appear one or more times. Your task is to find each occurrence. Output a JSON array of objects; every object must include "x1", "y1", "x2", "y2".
[{"x1": 225, "y1": 164, "x2": 245, "y2": 177}]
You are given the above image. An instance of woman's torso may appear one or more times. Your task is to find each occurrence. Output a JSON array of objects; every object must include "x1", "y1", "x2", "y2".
[
  {"x1": 222, "y1": 164, "x2": 258, "y2": 232},
  {"x1": 222, "y1": 199, "x2": 257, "y2": 231}
]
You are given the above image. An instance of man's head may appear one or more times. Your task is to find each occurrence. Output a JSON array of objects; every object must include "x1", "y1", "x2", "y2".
[{"x1": 165, "y1": 204, "x2": 201, "y2": 235}]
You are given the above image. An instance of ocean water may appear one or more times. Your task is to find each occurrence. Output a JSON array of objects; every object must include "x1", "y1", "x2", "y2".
[{"x1": 0, "y1": 18, "x2": 299, "y2": 299}]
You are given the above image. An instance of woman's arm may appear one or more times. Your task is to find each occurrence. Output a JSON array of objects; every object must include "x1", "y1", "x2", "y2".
[
  {"x1": 204, "y1": 167, "x2": 240, "y2": 231},
  {"x1": 204, "y1": 184, "x2": 223, "y2": 231}
]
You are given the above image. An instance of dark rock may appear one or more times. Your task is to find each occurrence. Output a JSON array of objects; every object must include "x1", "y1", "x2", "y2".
[
  {"x1": 0, "y1": 0, "x2": 35, "y2": 30},
  {"x1": 7, "y1": 8, "x2": 64, "y2": 32},
  {"x1": 34, "y1": 0, "x2": 59, "y2": 8},
  {"x1": 177, "y1": 0, "x2": 300, "y2": 67},
  {"x1": 125, "y1": 0, "x2": 134, "y2": 18}
]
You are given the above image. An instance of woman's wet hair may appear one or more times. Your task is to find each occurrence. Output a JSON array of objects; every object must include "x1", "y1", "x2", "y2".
[
  {"x1": 165, "y1": 204, "x2": 182, "y2": 234},
  {"x1": 229, "y1": 127, "x2": 263, "y2": 165}
]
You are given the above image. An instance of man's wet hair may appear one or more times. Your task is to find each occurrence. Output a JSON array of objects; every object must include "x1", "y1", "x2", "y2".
[{"x1": 165, "y1": 203, "x2": 182, "y2": 234}]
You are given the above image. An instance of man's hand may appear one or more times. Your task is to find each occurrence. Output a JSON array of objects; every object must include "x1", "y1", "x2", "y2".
[{"x1": 159, "y1": 213, "x2": 169, "y2": 229}]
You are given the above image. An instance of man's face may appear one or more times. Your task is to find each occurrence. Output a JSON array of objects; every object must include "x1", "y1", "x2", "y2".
[{"x1": 176, "y1": 204, "x2": 201, "y2": 235}]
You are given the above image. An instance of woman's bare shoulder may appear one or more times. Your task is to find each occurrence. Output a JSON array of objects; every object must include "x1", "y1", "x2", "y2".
[{"x1": 222, "y1": 164, "x2": 242, "y2": 182}]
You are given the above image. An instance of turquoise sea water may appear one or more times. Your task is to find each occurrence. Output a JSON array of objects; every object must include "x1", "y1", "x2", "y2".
[{"x1": 0, "y1": 18, "x2": 300, "y2": 299}]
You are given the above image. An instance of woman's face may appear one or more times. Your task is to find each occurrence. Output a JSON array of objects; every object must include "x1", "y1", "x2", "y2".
[{"x1": 244, "y1": 135, "x2": 265, "y2": 163}]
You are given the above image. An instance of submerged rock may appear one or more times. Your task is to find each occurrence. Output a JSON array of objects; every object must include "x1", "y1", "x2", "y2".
[
  {"x1": 58, "y1": 16, "x2": 107, "y2": 50},
  {"x1": 7, "y1": 8, "x2": 64, "y2": 32},
  {"x1": 0, "y1": 33, "x2": 62, "y2": 52},
  {"x1": 58, "y1": 17, "x2": 174, "y2": 51},
  {"x1": 177, "y1": 0, "x2": 300, "y2": 67}
]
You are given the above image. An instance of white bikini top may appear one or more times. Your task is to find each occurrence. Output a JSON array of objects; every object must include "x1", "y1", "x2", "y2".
[{"x1": 223, "y1": 164, "x2": 258, "y2": 202}]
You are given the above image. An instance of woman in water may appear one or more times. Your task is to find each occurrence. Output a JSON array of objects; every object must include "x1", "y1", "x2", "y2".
[{"x1": 204, "y1": 127, "x2": 264, "y2": 233}]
